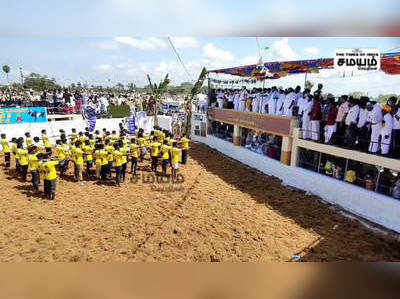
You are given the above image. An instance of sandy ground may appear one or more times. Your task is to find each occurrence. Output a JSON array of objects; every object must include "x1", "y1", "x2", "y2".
[{"x1": 0, "y1": 142, "x2": 399, "y2": 262}]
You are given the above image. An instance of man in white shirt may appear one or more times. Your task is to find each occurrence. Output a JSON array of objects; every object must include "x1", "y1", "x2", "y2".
[
  {"x1": 251, "y1": 89, "x2": 261, "y2": 113},
  {"x1": 275, "y1": 88, "x2": 285, "y2": 116},
  {"x1": 344, "y1": 97, "x2": 360, "y2": 149},
  {"x1": 381, "y1": 105, "x2": 394, "y2": 156},
  {"x1": 391, "y1": 100, "x2": 400, "y2": 158},
  {"x1": 227, "y1": 90, "x2": 234, "y2": 109},
  {"x1": 259, "y1": 89, "x2": 269, "y2": 114},
  {"x1": 238, "y1": 87, "x2": 248, "y2": 111},
  {"x1": 283, "y1": 88, "x2": 296, "y2": 117},
  {"x1": 356, "y1": 97, "x2": 369, "y2": 151},
  {"x1": 367, "y1": 101, "x2": 383, "y2": 153},
  {"x1": 216, "y1": 89, "x2": 224, "y2": 109},
  {"x1": 301, "y1": 92, "x2": 314, "y2": 140}
]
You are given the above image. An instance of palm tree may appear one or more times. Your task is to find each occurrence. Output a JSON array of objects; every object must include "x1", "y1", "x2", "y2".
[
  {"x1": 146, "y1": 73, "x2": 170, "y2": 126},
  {"x1": 2, "y1": 65, "x2": 10, "y2": 82},
  {"x1": 185, "y1": 67, "x2": 207, "y2": 137}
]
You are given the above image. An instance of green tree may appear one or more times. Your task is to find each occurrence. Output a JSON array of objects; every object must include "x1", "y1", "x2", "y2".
[
  {"x1": 23, "y1": 72, "x2": 60, "y2": 91},
  {"x1": 146, "y1": 74, "x2": 170, "y2": 126},
  {"x1": 305, "y1": 80, "x2": 313, "y2": 90},
  {"x1": 2, "y1": 65, "x2": 10, "y2": 82},
  {"x1": 185, "y1": 67, "x2": 207, "y2": 137}
]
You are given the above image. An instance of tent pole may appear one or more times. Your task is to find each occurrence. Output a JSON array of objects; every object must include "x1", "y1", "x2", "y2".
[{"x1": 304, "y1": 72, "x2": 308, "y2": 89}]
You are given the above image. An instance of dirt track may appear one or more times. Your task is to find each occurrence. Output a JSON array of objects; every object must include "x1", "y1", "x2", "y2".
[{"x1": 0, "y1": 142, "x2": 399, "y2": 261}]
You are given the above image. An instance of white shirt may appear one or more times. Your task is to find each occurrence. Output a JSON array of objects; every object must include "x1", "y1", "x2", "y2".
[
  {"x1": 393, "y1": 110, "x2": 400, "y2": 130},
  {"x1": 382, "y1": 113, "x2": 393, "y2": 134},
  {"x1": 345, "y1": 105, "x2": 360, "y2": 126},
  {"x1": 276, "y1": 93, "x2": 285, "y2": 116},
  {"x1": 357, "y1": 108, "x2": 368, "y2": 128},
  {"x1": 283, "y1": 92, "x2": 296, "y2": 117},
  {"x1": 368, "y1": 103, "x2": 383, "y2": 125}
]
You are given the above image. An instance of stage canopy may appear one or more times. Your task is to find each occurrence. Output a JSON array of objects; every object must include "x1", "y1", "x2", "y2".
[{"x1": 209, "y1": 52, "x2": 400, "y2": 80}]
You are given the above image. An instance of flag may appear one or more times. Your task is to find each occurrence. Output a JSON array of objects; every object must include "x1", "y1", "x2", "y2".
[
  {"x1": 262, "y1": 46, "x2": 270, "y2": 50},
  {"x1": 82, "y1": 104, "x2": 97, "y2": 132},
  {"x1": 128, "y1": 117, "x2": 136, "y2": 135}
]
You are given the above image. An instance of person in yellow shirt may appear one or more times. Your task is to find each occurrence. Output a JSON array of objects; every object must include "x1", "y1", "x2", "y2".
[
  {"x1": 180, "y1": 136, "x2": 190, "y2": 165},
  {"x1": 149, "y1": 136, "x2": 161, "y2": 172},
  {"x1": 17, "y1": 142, "x2": 29, "y2": 181},
  {"x1": 94, "y1": 144, "x2": 103, "y2": 179},
  {"x1": 1, "y1": 133, "x2": 11, "y2": 169},
  {"x1": 119, "y1": 140, "x2": 128, "y2": 182},
  {"x1": 129, "y1": 138, "x2": 139, "y2": 175},
  {"x1": 113, "y1": 143, "x2": 123, "y2": 186},
  {"x1": 41, "y1": 129, "x2": 52, "y2": 155},
  {"x1": 70, "y1": 128, "x2": 78, "y2": 143},
  {"x1": 137, "y1": 132, "x2": 147, "y2": 162},
  {"x1": 160, "y1": 140, "x2": 172, "y2": 175},
  {"x1": 83, "y1": 140, "x2": 94, "y2": 177},
  {"x1": 28, "y1": 147, "x2": 40, "y2": 193},
  {"x1": 55, "y1": 139, "x2": 68, "y2": 177},
  {"x1": 42, "y1": 155, "x2": 59, "y2": 200},
  {"x1": 33, "y1": 136, "x2": 43, "y2": 154},
  {"x1": 73, "y1": 141, "x2": 84, "y2": 182},
  {"x1": 105, "y1": 139, "x2": 114, "y2": 179},
  {"x1": 25, "y1": 132, "x2": 33, "y2": 148},
  {"x1": 99, "y1": 144, "x2": 109, "y2": 182},
  {"x1": 170, "y1": 142, "x2": 182, "y2": 181},
  {"x1": 13, "y1": 138, "x2": 21, "y2": 177}
]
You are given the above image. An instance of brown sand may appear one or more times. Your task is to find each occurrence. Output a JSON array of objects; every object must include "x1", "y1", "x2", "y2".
[{"x1": 0, "y1": 142, "x2": 399, "y2": 262}]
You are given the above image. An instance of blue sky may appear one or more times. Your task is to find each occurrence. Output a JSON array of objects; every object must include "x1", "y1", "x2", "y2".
[{"x1": 1, "y1": 1, "x2": 400, "y2": 95}]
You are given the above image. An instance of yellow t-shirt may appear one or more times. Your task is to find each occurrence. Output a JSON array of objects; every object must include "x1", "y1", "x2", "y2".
[
  {"x1": 28, "y1": 154, "x2": 38, "y2": 171},
  {"x1": 161, "y1": 144, "x2": 171, "y2": 160},
  {"x1": 11, "y1": 143, "x2": 17, "y2": 155},
  {"x1": 42, "y1": 135, "x2": 51, "y2": 148},
  {"x1": 149, "y1": 142, "x2": 161, "y2": 157},
  {"x1": 1, "y1": 139, "x2": 10, "y2": 153},
  {"x1": 113, "y1": 150, "x2": 123, "y2": 167},
  {"x1": 44, "y1": 160, "x2": 59, "y2": 180},
  {"x1": 18, "y1": 148, "x2": 28, "y2": 166},
  {"x1": 158, "y1": 132, "x2": 165, "y2": 143},
  {"x1": 130, "y1": 144, "x2": 139, "y2": 158},
  {"x1": 94, "y1": 150, "x2": 102, "y2": 166},
  {"x1": 26, "y1": 137, "x2": 33, "y2": 147},
  {"x1": 90, "y1": 139, "x2": 95, "y2": 147},
  {"x1": 168, "y1": 139, "x2": 176, "y2": 147},
  {"x1": 120, "y1": 146, "x2": 128, "y2": 164},
  {"x1": 105, "y1": 145, "x2": 114, "y2": 162},
  {"x1": 180, "y1": 137, "x2": 190, "y2": 150},
  {"x1": 74, "y1": 148, "x2": 84, "y2": 165},
  {"x1": 83, "y1": 145, "x2": 93, "y2": 162},
  {"x1": 56, "y1": 146, "x2": 66, "y2": 160},
  {"x1": 171, "y1": 147, "x2": 181, "y2": 164},
  {"x1": 100, "y1": 149, "x2": 108, "y2": 166},
  {"x1": 137, "y1": 137, "x2": 146, "y2": 147}
]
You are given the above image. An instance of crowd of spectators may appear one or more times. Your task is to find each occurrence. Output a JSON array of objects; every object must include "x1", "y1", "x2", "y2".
[{"x1": 209, "y1": 85, "x2": 400, "y2": 158}]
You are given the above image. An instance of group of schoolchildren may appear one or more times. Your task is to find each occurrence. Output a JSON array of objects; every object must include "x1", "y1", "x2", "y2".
[{"x1": 0, "y1": 126, "x2": 190, "y2": 200}]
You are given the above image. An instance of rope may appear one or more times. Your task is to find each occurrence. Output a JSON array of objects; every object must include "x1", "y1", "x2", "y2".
[{"x1": 167, "y1": 37, "x2": 193, "y2": 82}]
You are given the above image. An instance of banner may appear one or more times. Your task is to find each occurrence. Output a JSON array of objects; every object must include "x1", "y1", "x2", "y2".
[
  {"x1": 334, "y1": 48, "x2": 380, "y2": 71},
  {"x1": 0, "y1": 107, "x2": 47, "y2": 124}
]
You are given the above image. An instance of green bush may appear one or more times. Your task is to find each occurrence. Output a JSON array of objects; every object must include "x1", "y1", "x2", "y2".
[{"x1": 107, "y1": 105, "x2": 130, "y2": 118}]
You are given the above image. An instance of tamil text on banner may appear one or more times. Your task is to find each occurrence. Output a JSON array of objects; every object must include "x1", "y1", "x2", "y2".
[
  {"x1": 0, "y1": 107, "x2": 47, "y2": 124},
  {"x1": 334, "y1": 48, "x2": 381, "y2": 71}
]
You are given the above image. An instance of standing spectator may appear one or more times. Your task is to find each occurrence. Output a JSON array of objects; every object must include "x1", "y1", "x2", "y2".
[
  {"x1": 356, "y1": 97, "x2": 369, "y2": 151},
  {"x1": 275, "y1": 88, "x2": 285, "y2": 116},
  {"x1": 367, "y1": 100, "x2": 383, "y2": 154},
  {"x1": 391, "y1": 98, "x2": 400, "y2": 158},
  {"x1": 283, "y1": 87, "x2": 296, "y2": 117},
  {"x1": 324, "y1": 97, "x2": 338, "y2": 144},
  {"x1": 310, "y1": 94, "x2": 322, "y2": 141},
  {"x1": 238, "y1": 87, "x2": 248, "y2": 111},
  {"x1": 380, "y1": 105, "x2": 394, "y2": 156},
  {"x1": 344, "y1": 97, "x2": 360, "y2": 149},
  {"x1": 301, "y1": 92, "x2": 313, "y2": 140},
  {"x1": 335, "y1": 95, "x2": 349, "y2": 145}
]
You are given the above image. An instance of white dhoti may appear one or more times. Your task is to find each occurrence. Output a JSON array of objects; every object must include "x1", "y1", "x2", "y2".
[
  {"x1": 252, "y1": 100, "x2": 259, "y2": 113},
  {"x1": 234, "y1": 100, "x2": 239, "y2": 111},
  {"x1": 380, "y1": 130, "x2": 392, "y2": 155},
  {"x1": 368, "y1": 123, "x2": 381, "y2": 153},
  {"x1": 239, "y1": 100, "x2": 246, "y2": 111},
  {"x1": 302, "y1": 115, "x2": 311, "y2": 139},
  {"x1": 310, "y1": 120, "x2": 320, "y2": 141},
  {"x1": 324, "y1": 124, "x2": 337, "y2": 143},
  {"x1": 217, "y1": 98, "x2": 224, "y2": 109}
]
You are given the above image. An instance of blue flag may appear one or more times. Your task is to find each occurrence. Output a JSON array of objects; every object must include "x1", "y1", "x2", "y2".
[{"x1": 83, "y1": 105, "x2": 97, "y2": 132}]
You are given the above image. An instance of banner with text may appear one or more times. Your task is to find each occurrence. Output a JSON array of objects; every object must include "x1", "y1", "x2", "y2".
[
  {"x1": 0, "y1": 107, "x2": 47, "y2": 124},
  {"x1": 334, "y1": 48, "x2": 380, "y2": 71}
]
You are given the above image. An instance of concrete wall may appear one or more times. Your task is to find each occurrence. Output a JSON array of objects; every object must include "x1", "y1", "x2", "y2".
[{"x1": 192, "y1": 135, "x2": 400, "y2": 233}]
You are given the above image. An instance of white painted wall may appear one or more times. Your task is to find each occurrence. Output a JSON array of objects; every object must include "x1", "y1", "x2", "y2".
[{"x1": 192, "y1": 135, "x2": 400, "y2": 233}]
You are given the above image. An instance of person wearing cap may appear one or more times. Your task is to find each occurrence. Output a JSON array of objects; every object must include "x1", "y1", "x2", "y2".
[
  {"x1": 344, "y1": 97, "x2": 360, "y2": 149},
  {"x1": 380, "y1": 105, "x2": 394, "y2": 156},
  {"x1": 367, "y1": 100, "x2": 383, "y2": 154}
]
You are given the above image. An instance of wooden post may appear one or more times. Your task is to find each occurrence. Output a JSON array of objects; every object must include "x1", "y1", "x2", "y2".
[
  {"x1": 233, "y1": 124, "x2": 241, "y2": 146},
  {"x1": 290, "y1": 128, "x2": 300, "y2": 167},
  {"x1": 281, "y1": 136, "x2": 292, "y2": 165}
]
